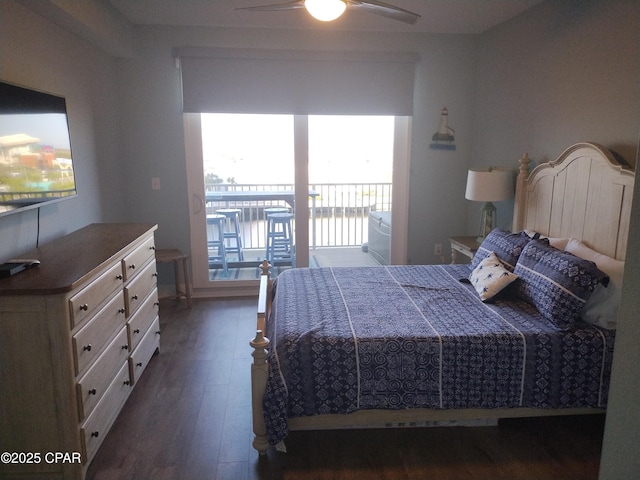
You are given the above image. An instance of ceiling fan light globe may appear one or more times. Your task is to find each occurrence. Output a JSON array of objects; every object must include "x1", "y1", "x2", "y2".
[{"x1": 304, "y1": 0, "x2": 347, "y2": 22}]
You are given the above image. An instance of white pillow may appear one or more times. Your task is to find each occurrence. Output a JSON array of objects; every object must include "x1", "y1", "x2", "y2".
[
  {"x1": 564, "y1": 238, "x2": 624, "y2": 329},
  {"x1": 523, "y1": 230, "x2": 570, "y2": 250},
  {"x1": 469, "y1": 252, "x2": 519, "y2": 302}
]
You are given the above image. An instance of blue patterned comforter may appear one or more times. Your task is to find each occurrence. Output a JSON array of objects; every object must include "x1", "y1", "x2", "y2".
[{"x1": 262, "y1": 265, "x2": 615, "y2": 445}]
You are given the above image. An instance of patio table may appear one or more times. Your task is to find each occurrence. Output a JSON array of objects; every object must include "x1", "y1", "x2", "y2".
[{"x1": 205, "y1": 190, "x2": 319, "y2": 249}]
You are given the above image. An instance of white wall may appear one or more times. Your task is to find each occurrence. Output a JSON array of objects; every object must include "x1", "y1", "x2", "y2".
[
  {"x1": 407, "y1": 35, "x2": 477, "y2": 263},
  {"x1": 114, "y1": 27, "x2": 478, "y2": 262},
  {"x1": 1, "y1": 0, "x2": 639, "y2": 476},
  {"x1": 600, "y1": 138, "x2": 640, "y2": 477},
  {"x1": 2, "y1": 0, "x2": 637, "y2": 273},
  {"x1": 471, "y1": 0, "x2": 640, "y2": 232},
  {"x1": 0, "y1": 1, "x2": 122, "y2": 260}
]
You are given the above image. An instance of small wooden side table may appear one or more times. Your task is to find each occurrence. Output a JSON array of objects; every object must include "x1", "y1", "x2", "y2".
[
  {"x1": 155, "y1": 248, "x2": 192, "y2": 308},
  {"x1": 449, "y1": 236, "x2": 481, "y2": 264}
]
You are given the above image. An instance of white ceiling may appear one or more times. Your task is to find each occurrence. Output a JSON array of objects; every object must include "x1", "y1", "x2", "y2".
[{"x1": 107, "y1": 0, "x2": 545, "y2": 34}]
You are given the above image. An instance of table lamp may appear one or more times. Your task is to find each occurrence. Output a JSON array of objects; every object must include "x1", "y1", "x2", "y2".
[{"x1": 465, "y1": 167, "x2": 514, "y2": 241}]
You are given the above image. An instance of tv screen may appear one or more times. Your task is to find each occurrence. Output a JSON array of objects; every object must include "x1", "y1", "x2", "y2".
[{"x1": 0, "y1": 80, "x2": 77, "y2": 217}]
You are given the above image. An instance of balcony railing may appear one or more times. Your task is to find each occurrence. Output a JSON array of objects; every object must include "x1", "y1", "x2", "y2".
[{"x1": 205, "y1": 182, "x2": 392, "y2": 250}]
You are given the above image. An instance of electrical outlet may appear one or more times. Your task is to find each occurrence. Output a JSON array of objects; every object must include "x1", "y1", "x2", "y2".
[
  {"x1": 434, "y1": 243, "x2": 442, "y2": 255},
  {"x1": 151, "y1": 177, "x2": 161, "y2": 190}
]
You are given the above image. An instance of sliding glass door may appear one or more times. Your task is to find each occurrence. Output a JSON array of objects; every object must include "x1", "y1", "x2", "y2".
[
  {"x1": 202, "y1": 113, "x2": 295, "y2": 280},
  {"x1": 308, "y1": 115, "x2": 394, "y2": 264},
  {"x1": 184, "y1": 113, "x2": 410, "y2": 297}
]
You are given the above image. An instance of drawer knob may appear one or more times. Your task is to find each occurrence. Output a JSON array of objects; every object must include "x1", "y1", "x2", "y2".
[
  {"x1": 129, "y1": 264, "x2": 136, "y2": 270},
  {"x1": 154, "y1": 302, "x2": 160, "y2": 307},
  {"x1": 88, "y1": 388, "x2": 97, "y2": 395},
  {"x1": 91, "y1": 431, "x2": 99, "y2": 438},
  {"x1": 118, "y1": 308, "x2": 125, "y2": 314},
  {"x1": 79, "y1": 304, "x2": 89, "y2": 311},
  {"x1": 124, "y1": 380, "x2": 131, "y2": 386},
  {"x1": 131, "y1": 294, "x2": 139, "y2": 301},
  {"x1": 122, "y1": 345, "x2": 129, "y2": 350},
  {"x1": 136, "y1": 362, "x2": 143, "y2": 367},
  {"x1": 116, "y1": 274, "x2": 123, "y2": 280},
  {"x1": 152, "y1": 272, "x2": 158, "y2": 278},
  {"x1": 83, "y1": 344, "x2": 92, "y2": 352},
  {"x1": 150, "y1": 246, "x2": 156, "y2": 250},
  {"x1": 156, "y1": 330, "x2": 161, "y2": 335},
  {"x1": 134, "y1": 329, "x2": 140, "y2": 334}
]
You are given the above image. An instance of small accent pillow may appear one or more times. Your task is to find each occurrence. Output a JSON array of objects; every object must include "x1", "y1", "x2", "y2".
[
  {"x1": 471, "y1": 228, "x2": 536, "y2": 272},
  {"x1": 514, "y1": 240, "x2": 609, "y2": 330},
  {"x1": 564, "y1": 238, "x2": 624, "y2": 330},
  {"x1": 469, "y1": 252, "x2": 519, "y2": 301}
]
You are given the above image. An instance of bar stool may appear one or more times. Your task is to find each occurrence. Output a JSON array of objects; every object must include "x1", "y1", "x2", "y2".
[
  {"x1": 264, "y1": 207, "x2": 290, "y2": 263},
  {"x1": 206, "y1": 214, "x2": 228, "y2": 272},
  {"x1": 266, "y1": 212, "x2": 295, "y2": 267},
  {"x1": 216, "y1": 208, "x2": 244, "y2": 261},
  {"x1": 155, "y1": 249, "x2": 192, "y2": 308},
  {"x1": 264, "y1": 206, "x2": 289, "y2": 217}
]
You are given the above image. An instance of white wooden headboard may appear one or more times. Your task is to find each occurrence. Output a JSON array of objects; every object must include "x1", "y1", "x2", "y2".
[{"x1": 512, "y1": 142, "x2": 634, "y2": 261}]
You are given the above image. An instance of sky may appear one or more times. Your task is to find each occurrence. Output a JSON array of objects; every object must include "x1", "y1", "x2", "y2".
[
  {"x1": 201, "y1": 113, "x2": 394, "y2": 185},
  {"x1": 0, "y1": 113, "x2": 72, "y2": 149}
]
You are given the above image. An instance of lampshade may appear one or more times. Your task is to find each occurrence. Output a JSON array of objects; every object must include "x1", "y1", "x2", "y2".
[
  {"x1": 465, "y1": 167, "x2": 514, "y2": 202},
  {"x1": 465, "y1": 167, "x2": 514, "y2": 241},
  {"x1": 305, "y1": 0, "x2": 347, "y2": 21}
]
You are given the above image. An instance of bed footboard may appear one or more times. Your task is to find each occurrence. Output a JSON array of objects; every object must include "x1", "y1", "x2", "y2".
[{"x1": 250, "y1": 261, "x2": 272, "y2": 455}]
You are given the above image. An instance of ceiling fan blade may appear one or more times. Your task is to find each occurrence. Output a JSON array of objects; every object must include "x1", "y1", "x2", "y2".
[
  {"x1": 348, "y1": 0, "x2": 420, "y2": 24},
  {"x1": 235, "y1": 0, "x2": 305, "y2": 12}
]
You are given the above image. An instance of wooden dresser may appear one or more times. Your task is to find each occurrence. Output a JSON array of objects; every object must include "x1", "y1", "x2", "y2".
[{"x1": 0, "y1": 223, "x2": 160, "y2": 480}]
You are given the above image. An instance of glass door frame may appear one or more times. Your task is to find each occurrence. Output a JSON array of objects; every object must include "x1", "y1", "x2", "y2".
[
  {"x1": 183, "y1": 113, "x2": 411, "y2": 298},
  {"x1": 293, "y1": 115, "x2": 310, "y2": 269}
]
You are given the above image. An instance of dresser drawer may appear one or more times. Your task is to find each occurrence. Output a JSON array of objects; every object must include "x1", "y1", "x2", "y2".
[
  {"x1": 129, "y1": 316, "x2": 160, "y2": 385},
  {"x1": 128, "y1": 289, "x2": 160, "y2": 351},
  {"x1": 72, "y1": 292, "x2": 127, "y2": 376},
  {"x1": 124, "y1": 260, "x2": 157, "y2": 317},
  {"x1": 76, "y1": 327, "x2": 130, "y2": 420},
  {"x1": 122, "y1": 235, "x2": 156, "y2": 282},
  {"x1": 80, "y1": 361, "x2": 132, "y2": 464},
  {"x1": 69, "y1": 262, "x2": 124, "y2": 329}
]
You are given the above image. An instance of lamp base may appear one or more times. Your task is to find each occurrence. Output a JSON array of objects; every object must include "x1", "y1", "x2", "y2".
[{"x1": 477, "y1": 202, "x2": 497, "y2": 242}]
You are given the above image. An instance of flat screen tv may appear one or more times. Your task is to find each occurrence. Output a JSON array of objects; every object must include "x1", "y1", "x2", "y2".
[{"x1": 0, "y1": 80, "x2": 77, "y2": 217}]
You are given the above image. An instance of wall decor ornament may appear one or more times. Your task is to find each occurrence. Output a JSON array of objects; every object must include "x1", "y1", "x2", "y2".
[{"x1": 430, "y1": 107, "x2": 455, "y2": 150}]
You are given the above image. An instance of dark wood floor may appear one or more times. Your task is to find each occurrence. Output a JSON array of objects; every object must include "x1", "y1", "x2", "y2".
[{"x1": 87, "y1": 297, "x2": 606, "y2": 480}]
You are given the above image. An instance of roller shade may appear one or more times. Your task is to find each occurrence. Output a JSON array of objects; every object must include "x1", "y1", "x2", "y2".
[{"x1": 175, "y1": 47, "x2": 418, "y2": 115}]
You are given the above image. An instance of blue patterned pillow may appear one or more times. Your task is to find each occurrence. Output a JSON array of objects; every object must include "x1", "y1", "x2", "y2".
[
  {"x1": 514, "y1": 240, "x2": 609, "y2": 329},
  {"x1": 471, "y1": 228, "x2": 535, "y2": 272}
]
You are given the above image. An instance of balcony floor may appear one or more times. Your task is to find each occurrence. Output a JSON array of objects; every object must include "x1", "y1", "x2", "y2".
[
  {"x1": 209, "y1": 246, "x2": 381, "y2": 281},
  {"x1": 311, "y1": 246, "x2": 381, "y2": 267}
]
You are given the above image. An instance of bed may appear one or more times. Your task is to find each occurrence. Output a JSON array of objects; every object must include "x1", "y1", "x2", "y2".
[{"x1": 250, "y1": 142, "x2": 634, "y2": 454}]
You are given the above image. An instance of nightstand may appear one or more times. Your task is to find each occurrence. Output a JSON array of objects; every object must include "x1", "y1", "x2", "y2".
[{"x1": 449, "y1": 236, "x2": 481, "y2": 264}]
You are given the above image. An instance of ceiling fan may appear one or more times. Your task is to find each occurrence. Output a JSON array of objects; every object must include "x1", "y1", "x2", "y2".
[{"x1": 236, "y1": 0, "x2": 420, "y2": 25}]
